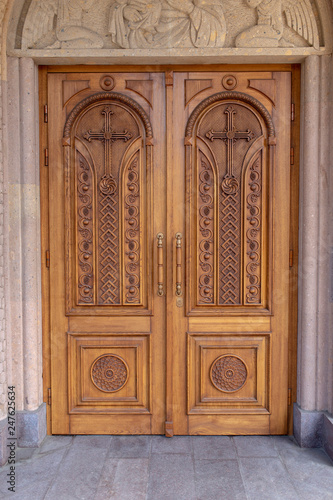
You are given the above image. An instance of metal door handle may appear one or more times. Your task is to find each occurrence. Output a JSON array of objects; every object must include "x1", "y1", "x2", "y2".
[
  {"x1": 175, "y1": 233, "x2": 183, "y2": 296},
  {"x1": 157, "y1": 233, "x2": 164, "y2": 296}
]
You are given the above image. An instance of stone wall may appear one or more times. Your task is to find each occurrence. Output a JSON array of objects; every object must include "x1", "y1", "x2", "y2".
[{"x1": 0, "y1": 0, "x2": 7, "y2": 424}]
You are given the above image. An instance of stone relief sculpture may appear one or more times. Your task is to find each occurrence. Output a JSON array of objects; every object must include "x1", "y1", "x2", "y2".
[
  {"x1": 23, "y1": 0, "x2": 104, "y2": 49},
  {"x1": 109, "y1": 0, "x2": 227, "y2": 48},
  {"x1": 19, "y1": 0, "x2": 320, "y2": 50},
  {"x1": 236, "y1": 0, "x2": 319, "y2": 49}
]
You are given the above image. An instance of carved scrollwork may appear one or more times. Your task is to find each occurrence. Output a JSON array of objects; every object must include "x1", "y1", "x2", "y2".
[
  {"x1": 246, "y1": 154, "x2": 262, "y2": 304},
  {"x1": 77, "y1": 151, "x2": 93, "y2": 303},
  {"x1": 91, "y1": 354, "x2": 129, "y2": 392},
  {"x1": 124, "y1": 155, "x2": 141, "y2": 304},
  {"x1": 198, "y1": 156, "x2": 214, "y2": 304},
  {"x1": 210, "y1": 355, "x2": 248, "y2": 392}
]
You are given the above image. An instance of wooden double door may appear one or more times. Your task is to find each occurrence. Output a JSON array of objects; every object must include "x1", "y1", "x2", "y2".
[{"x1": 45, "y1": 67, "x2": 292, "y2": 435}]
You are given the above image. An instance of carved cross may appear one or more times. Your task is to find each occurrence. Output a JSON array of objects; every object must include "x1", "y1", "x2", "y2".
[
  {"x1": 84, "y1": 106, "x2": 132, "y2": 194},
  {"x1": 206, "y1": 106, "x2": 255, "y2": 194}
]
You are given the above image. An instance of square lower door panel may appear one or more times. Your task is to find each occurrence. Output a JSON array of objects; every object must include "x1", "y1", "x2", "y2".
[
  {"x1": 187, "y1": 334, "x2": 270, "y2": 414},
  {"x1": 68, "y1": 333, "x2": 150, "y2": 414}
]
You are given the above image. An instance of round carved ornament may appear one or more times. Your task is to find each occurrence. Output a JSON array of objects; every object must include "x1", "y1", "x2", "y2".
[
  {"x1": 100, "y1": 75, "x2": 115, "y2": 91},
  {"x1": 222, "y1": 75, "x2": 238, "y2": 90},
  {"x1": 210, "y1": 355, "x2": 247, "y2": 392},
  {"x1": 91, "y1": 354, "x2": 129, "y2": 392}
]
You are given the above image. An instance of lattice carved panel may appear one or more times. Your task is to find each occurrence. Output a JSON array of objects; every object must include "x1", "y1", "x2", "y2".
[
  {"x1": 189, "y1": 98, "x2": 269, "y2": 310},
  {"x1": 66, "y1": 95, "x2": 152, "y2": 311}
]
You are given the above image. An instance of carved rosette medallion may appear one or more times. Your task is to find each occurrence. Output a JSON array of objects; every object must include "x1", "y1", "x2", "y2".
[
  {"x1": 210, "y1": 355, "x2": 248, "y2": 392},
  {"x1": 100, "y1": 75, "x2": 115, "y2": 91},
  {"x1": 221, "y1": 174, "x2": 239, "y2": 195},
  {"x1": 222, "y1": 75, "x2": 237, "y2": 91},
  {"x1": 99, "y1": 174, "x2": 117, "y2": 195},
  {"x1": 91, "y1": 354, "x2": 129, "y2": 392}
]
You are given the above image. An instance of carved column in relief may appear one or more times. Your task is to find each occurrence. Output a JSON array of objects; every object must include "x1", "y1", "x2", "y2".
[
  {"x1": 124, "y1": 154, "x2": 141, "y2": 304},
  {"x1": 198, "y1": 154, "x2": 214, "y2": 304},
  {"x1": 77, "y1": 151, "x2": 94, "y2": 303},
  {"x1": 245, "y1": 152, "x2": 262, "y2": 304}
]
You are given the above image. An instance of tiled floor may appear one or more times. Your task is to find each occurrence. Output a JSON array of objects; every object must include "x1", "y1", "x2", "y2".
[{"x1": 0, "y1": 435, "x2": 332, "y2": 499}]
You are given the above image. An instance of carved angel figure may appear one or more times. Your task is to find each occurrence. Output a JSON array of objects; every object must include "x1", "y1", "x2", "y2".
[
  {"x1": 22, "y1": 0, "x2": 104, "y2": 49},
  {"x1": 109, "y1": 0, "x2": 227, "y2": 49},
  {"x1": 235, "y1": 0, "x2": 319, "y2": 49}
]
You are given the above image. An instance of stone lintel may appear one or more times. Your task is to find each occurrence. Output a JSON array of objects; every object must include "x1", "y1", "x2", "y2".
[
  {"x1": 294, "y1": 404, "x2": 333, "y2": 460},
  {"x1": 17, "y1": 403, "x2": 46, "y2": 448},
  {"x1": 6, "y1": 47, "x2": 329, "y2": 67},
  {"x1": 0, "y1": 417, "x2": 9, "y2": 466}
]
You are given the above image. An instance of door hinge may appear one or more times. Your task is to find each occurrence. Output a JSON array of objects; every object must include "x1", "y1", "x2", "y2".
[
  {"x1": 46, "y1": 250, "x2": 50, "y2": 268},
  {"x1": 289, "y1": 250, "x2": 293, "y2": 268},
  {"x1": 44, "y1": 104, "x2": 48, "y2": 123},
  {"x1": 288, "y1": 388, "x2": 292, "y2": 406},
  {"x1": 291, "y1": 103, "x2": 295, "y2": 122},
  {"x1": 44, "y1": 148, "x2": 49, "y2": 167},
  {"x1": 47, "y1": 388, "x2": 51, "y2": 405},
  {"x1": 290, "y1": 147, "x2": 294, "y2": 165}
]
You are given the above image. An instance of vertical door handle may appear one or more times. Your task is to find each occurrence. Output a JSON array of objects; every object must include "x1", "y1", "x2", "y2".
[
  {"x1": 157, "y1": 233, "x2": 164, "y2": 296},
  {"x1": 175, "y1": 233, "x2": 183, "y2": 296}
]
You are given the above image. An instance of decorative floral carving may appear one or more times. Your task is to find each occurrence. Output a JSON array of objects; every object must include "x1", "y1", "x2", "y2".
[
  {"x1": 210, "y1": 355, "x2": 248, "y2": 392},
  {"x1": 77, "y1": 151, "x2": 93, "y2": 303},
  {"x1": 246, "y1": 154, "x2": 262, "y2": 303},
  {"x1": 91, "y1": 354, "x2": 129, "y2": 392},
  {"x1": 124, "y1": 155, "x2": 141, "y2": 304},
  {"x1": 198, "y1": 155, "x2": 214, "y2": 304}
]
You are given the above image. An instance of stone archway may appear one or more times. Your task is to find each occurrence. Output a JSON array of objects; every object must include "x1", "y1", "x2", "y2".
[{"x1": 0, "y1": 0, "x2": 332, "y2": 464}]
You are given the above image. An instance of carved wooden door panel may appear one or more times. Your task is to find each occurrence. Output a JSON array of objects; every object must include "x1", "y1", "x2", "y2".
[
  {"x1": 169, "y1": 71, "x2": 291, "y2": 435},
  {"x1": 47, "y1": 68, "x2": 291, "y2": 435},
  {"x1": 48, "y1": 71, "x2": 166, "y2": 434}
]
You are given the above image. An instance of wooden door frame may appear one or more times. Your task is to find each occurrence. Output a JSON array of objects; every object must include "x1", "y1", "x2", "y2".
[{"x1": 39, "y1": 64, "x2": 300, "y2": 435}]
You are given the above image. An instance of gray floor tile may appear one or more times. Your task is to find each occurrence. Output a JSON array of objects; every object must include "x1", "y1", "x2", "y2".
[
  {"x1": 147, "y1": 453, "x2": 196, "y2": 500},
  {"x1": 239, "y1": 457, "x2": 300, "y2": 500},
  {"x1": 278, "y1": 445, "x2": 333, "y2": 499},
  {"x1": 151, "y1": 435, "x2": 192, "y2": 454},
  {"x1": 192, "y1": 436, "x2": 236, "y2": 460},
  {"x1": 44, "y1": 446, "x2": 107, "y2": 500},
  {"x1": 108, "y1": 435, "x2": 151, "y2": 458},
  {"x1": 94, "y1": 458, "x2": 118, "y2": 500},
  {"x1": 194, "y1": 459, "x2": 246, "y2": 500},
  {"x1": 71, "y1": 435, "x2": 112, "y2": 450},
  {"x1": 234, "y1": 435, "x2": 279, "y2": 457},
  {"x1": 14, "y1": 447, "x2": 37, "y2": 461},
  {"x1": 0, "y1": 448, "x2": 66, "y2": 499},
  {"x1": 37, "y1": 435, "x2": 74, "y2": 454},
  {"x1": 96, "y1": 458, "x2": 149, "y2": 500}
]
